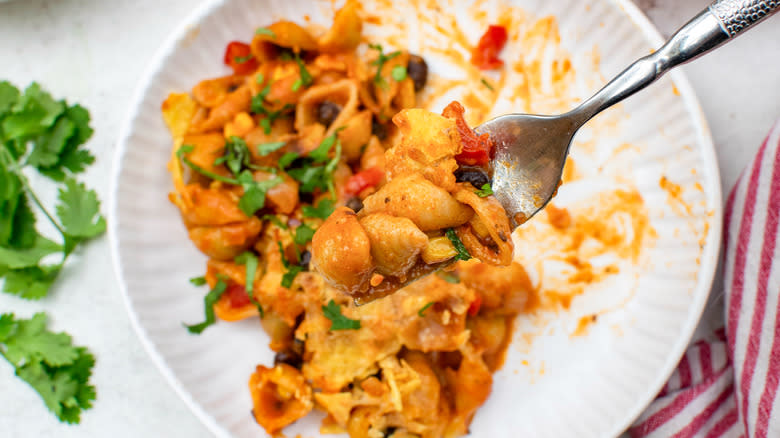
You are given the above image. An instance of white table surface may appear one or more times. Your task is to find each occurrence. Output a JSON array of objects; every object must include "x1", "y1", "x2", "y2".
[{"x1": 0, "y1": 0, "x2": 778, "y2": 437}]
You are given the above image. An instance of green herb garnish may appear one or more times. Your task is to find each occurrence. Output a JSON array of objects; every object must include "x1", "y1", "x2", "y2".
[
  {"x1": 476, "y1": 183, "x2": 493, "y2": 197},
  {"x1": 418, "y1": 302, "x2": 434, "y2": 317},
  {"x1": 189, "y1": 276, "x2": 207, "y2": 286},
  {"x1": 277, "y1": 241, "x2": 302, "y2": 288},
  {"x1": 293, "y1": 224, "x2": 315, "y2": 245},
  {"x1": 368, "y1": 44, "x2": 401, "y2": 88},
  {"x1": 391, "y1": 65, "x2": 407, "y2": 81},
  {"x1": 256, "y1": 141, "x2": 286, "y2": 156},
  {"x1": 255, "y1": 27, "x2": 276, "y2": 38},
  {"x1": 261, "y1": 214, "x2": 289, "y2": 230},
  {"x1": 215, "y1": 136, "x2": 253, "y2": 176},
  {"x1": 302, "y1": 198, "x2": 335, "y2": 219},
  {"x1": 184, "y1": 278, "x2": 227, "y2": 334},
  {"x1": 480, "y1": 78, "x2": 495, "y2": 91},
  {"x1": 235, "y1": 251, "x2": 264, "y2": 318},
  {"x1": 322, "y1": 300, "x2": 361, "y2": 330},
  {"x1": 436, "y1": 271, "x2": 460, "y2": 284},
  {"x1": 446, "y1": 228, "x2": 471, "y2": 261},
  {"x1": 233, "y1": 54, "x2": 254, "y2": 64}
]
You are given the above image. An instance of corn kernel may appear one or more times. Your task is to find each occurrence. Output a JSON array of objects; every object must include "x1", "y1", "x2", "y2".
[
  {"x1": 421, "y1": 236, "x2": 457, "y2": 264},
  {"x1": 223, "y1": 111, "x2": 255, "y2": 138}
]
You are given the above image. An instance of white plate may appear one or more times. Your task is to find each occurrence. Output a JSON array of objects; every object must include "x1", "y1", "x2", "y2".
[{"x1": 109, "y1": 0, "x2": 722, "y2": 437}]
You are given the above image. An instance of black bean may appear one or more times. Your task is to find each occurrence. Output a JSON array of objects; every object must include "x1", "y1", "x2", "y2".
[
  {"x1": 316, "y1": 100, "x2": 341, "y2": 127},
  {"x1": 371, "y1": 117, "x2": 388, "y2": 140},
  {"x1": 454, "y1": 166, "x2": 490, "y2": 189},
  {"x1": 346, "y1": 197, "x2": 364, "y2": 213},
  {"x1": 299, "y1": 250, "x2": 311, "y2": 270},
  {"x1": 274, "y1": 349, "x2": 303, "y2": 369},
  {"x1": 383, "y1": 427, "x2": 398, "y2": 438},
  {"x1": 407, "y1": 54, "x2": 428, "y2": 92}
]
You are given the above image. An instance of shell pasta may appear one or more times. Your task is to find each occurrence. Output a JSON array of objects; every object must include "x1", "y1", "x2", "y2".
[{"x1": 162, "y1": 3, "x2": 527, "y2": 437}]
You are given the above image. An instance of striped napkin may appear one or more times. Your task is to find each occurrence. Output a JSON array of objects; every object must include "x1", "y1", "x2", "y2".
[{"x1": 630, "y1": 121, "x2": 780, "y2": 438}]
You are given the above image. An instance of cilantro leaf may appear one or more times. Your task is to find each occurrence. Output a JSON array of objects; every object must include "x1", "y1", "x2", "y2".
[
  {"x1": 255, "y1": 27, "x2": 276, "y2": 38},
  {"x1": 256, "y1": 141, "x2": 286, "y2": 156},
  {"x1": 189, "y1": 276, "x2": 206, "y2": 286},
  {"x1": 302, "y1": 198, "x2": 335, "y2": 219},
  {"x1": 436, "y1": 271, "x2": 460, "y2": 284},
  {"x1": 278, "y1": 152, "x2": 299, "y2": 169},
  {"x1": 215, "y1": 136, "x2": 253, "y2": 177},
  {"x1": 236, "y1": 170, "x2": 282, "y2": 216},
  {"x1": 1, "y1": 313, "x2": 78, "y2": 367},
  {"x1": 293, "y1": 53, "x2": 313, "y2": 90},
  {"x1": 0, "y1": 235, "x2": 62, "y2": 269},
  {"x1": 476, "y1": 183, "x2": 493, "y2": 197},
  {"x1": 26, "y1": 116, "x2": 75, "y2": 168},
  {"x1": 233, "y1": 54, "x2": 254, "y2": 64},
  {"x1": 293, "y1": 224, "x2": 315, "y2": 245},
  {"x1": 0, "y1": 81, "x2": 20, "y2": 115},
  {"x1": 418, "y1": 302, "x2": 434, "y2": 317},
  {"x1": 184, "y1": 279, "x2": 228, "y2": 334},
  {"x1": 235, "y1": 251, "x2": 264, "y2": 317},
  {"x1": 277, "y1": 241, "x2": 301, "y2": 288},
  {"x1": 2, "y1": 265, "x2": 61, "y2": 300},
  {"x1": 445, "y1": 228, "x2": 471, "y2": 261},
  {"x1": 309, "y1": 131, "x2": 339, "y2": 162},
  {"x1": 2, "y1": 83, "x2": 65, "y2": 141},
  {"x1": 322, "y1": 300, "x2": 361, "y2": 330},
  {"x1": 55, "y1": 178, "x2": 106, "y2": 241},
  {"x1": 391, "y1": 65, "x2": 407, "y2": 81},
  {"x1": 261, "y1": 214, "x2": 289, "y2": 230},
  {"x1": 368, "y1": 44, "x2": 401, "y2": 87}
]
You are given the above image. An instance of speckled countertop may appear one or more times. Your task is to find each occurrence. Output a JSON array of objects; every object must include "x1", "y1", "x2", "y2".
[{"x1": 0, "y1": 0, "x2": 778, "y2": 437}]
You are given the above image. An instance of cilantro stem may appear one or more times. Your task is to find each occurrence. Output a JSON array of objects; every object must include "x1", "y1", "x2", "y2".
[{"x1": 0, "y1": 146, "x2": 66, "y2": 239}]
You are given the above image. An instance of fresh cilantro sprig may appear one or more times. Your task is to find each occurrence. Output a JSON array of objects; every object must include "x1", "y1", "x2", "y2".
[
  {"x1": 293, "y1": 224, "x2": 315, "y2": 245},
  {"x1": 177, "y1": 145, "x2": 281, "y2": 216},
  {"x1": 446, "y1": 228, "x2": 471, "y2": 261},
  {"x1": 391, "y1": 65, "x2": 407, "y2": 81},
  {"x1": 256, "y1": 141, "x2": 286, "y2": 156},
  {"x1": 233, "y1": 54, "x2": 254, "y2": 64},
  {"x1": 368, "y1": 44, "x2": 401, "y2": 88},
  {"x1": 476, "y1": 183, "x2": 493, "y2": 197},
  {"x1": 322, "y1": 300, "x2": 361, "y2": 330},
  {"x1": 0, "y1": 82, "x2": 105, "y2": 300},
  {"x1": 215, "y1": 136, "x2": 254, "y2": 176},
  {"x1": 255, "y1": 27, "x2": 276, "y2": 38},
  {"x1": 184, "y1": 277, "x2": 228, "y2": 334},
  {"x1": 480, "y1": 78, "x2": 495, "y2": 91},
  {"x1": 0, "y1": 313, "x2": 96, "y2": 424}
]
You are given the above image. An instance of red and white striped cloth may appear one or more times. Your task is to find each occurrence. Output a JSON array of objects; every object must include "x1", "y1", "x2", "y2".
[{"x1": 630, "y1": 121, "x2": 780, "y2": 438}]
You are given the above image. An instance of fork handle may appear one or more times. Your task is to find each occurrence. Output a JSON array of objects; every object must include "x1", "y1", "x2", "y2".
[{"x1": 572, "y1": 0, "x2": 779, "y2": 124}]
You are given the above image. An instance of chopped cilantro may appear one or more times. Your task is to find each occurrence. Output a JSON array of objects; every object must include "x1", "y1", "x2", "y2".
[
  {"x1": 322, "y1": 300, "x2": 361, "y2": 330},
  {"x1": 214, "y1": 136, "x2": 254, "y2": 176},
  {"x1": 436, "y1": 271, "x2": 460, "y2": 284},
  {"x1": 277, "y1": 241, "x2": 302, "y2": 288},
  {"x1": 255, "y1": 27, "x2": 276, "y2": 38},
  {"x1": 250, "y1": 84, "x2": 293, "y2": 134},
  {"x1": 261, "y1": 214, "x2": 289, "y2": 230},
  {"x1": 445, "y1": 228, "x2": 471, "y2": 261},
  {"x1": 418, "y1": 302, "x2": 434, "y2": 317},
  {"x1": 0, "y1": 313, "x2": 96, "y2": 424},
  {"x1": 292, "y1": 52, "x2": 313, "y2": 90},
  {"x1": 293, "y1": 224, "x2": 315, "y2": 245},
  {"x1": 287, "y1": 131, "x2": 342, "y2": 196},
  {"x1": 480, "y1": 78, "x2": 495, "y2": 91},
  {"x1": 368, "y1": 44, "x2": 401, "y2": 88},
  {"x1": 233, "y1": 54, "x2": 254, "y2": 64},
  {"x1": 302, "y1": 198, "x2": 335, "y2": 219},
  {"x1": 235, "y1": 251, "x2": 264, "y2": 318},
  {"x1": 278, "y1": 152, "x2": 299, "y2": 169},
  {"x1": 391, "y1": 65, "x2": 407, "y2": 81},
  {"x1": 308, "y1": 129, "x2": 342, "y2": 162},
  {"x1": 256, "y1": 141, "x2": 286, "y2": 156},
  {"x1": 476, "y1": 183, "x2": 493, "y2": 197},
  {"x1": 189, "y1": 276, "x2": 207, "y2": 286},
  {"x1": 255, "y1": 73, "x2": 265, "y2": 85},
  {"x1": 291, "y1": 79, "x2": 303, "y2": 92},
  {"x1": 184, "y1": 278, "x2": 227, "y2": 334}
]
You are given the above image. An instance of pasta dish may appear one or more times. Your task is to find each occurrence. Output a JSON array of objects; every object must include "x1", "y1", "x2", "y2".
[{"x1": 162, "y1": 2, "x2": 534, "y2": 437}]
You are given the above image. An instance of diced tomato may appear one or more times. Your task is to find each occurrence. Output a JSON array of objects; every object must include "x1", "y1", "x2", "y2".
[
  {"x1": 345, "y1": 167, "x2": 384, "y2": 196},
  {"x1": 442, "y1": 101, "x2": 494, "y2": 166},
  {"x1": 225, "y1": 282, "x2": 252, "y2": 309},
  {"x1": 471, "y1": 25, "x2": 508, "y2": 70},
  {"x1": 467, "y1": 294, "x2": 482, "y2": 316},
  {"x1": 223, "y1": 41, "x2": 258, "y2": 75}
]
